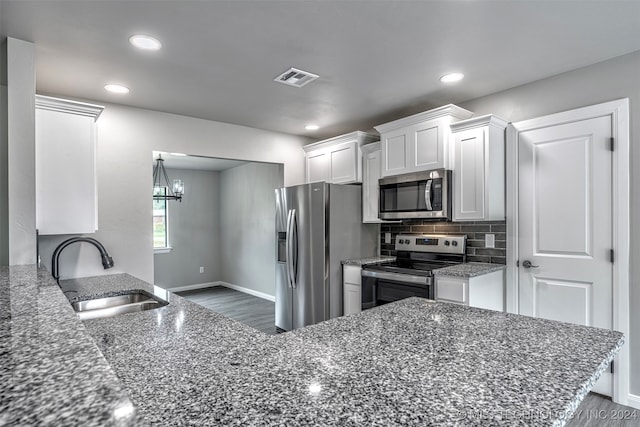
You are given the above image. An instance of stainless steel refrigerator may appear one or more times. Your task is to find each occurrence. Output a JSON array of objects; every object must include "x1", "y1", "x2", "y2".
[{"x1": 275, "y1": 182, "x2": 378, "y2": 331}]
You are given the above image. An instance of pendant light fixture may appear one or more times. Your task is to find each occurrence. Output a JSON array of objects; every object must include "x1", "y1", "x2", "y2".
[{"x1": 153, "y1": 154, "x2": 184, "y2": 202}]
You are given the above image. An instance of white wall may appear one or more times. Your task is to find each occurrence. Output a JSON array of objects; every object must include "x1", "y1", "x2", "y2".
[
  {"x1": 7, "y1": 38, "x2": 36, "y2": 265},
  {"x1": 153, "y1": 168, "x2": 221, "y2": 289},
  {"x1": 219, "y1": 162, "x2": 284, "y2": 297},
  {"x1": 459, "y1": 50, "x2": 640, "y2": 397},
  {"x1": 38, "y1": 102, "x2": 310, "y2": 283},
  {"x1": 0, "y1": 82, "x2": 8, "y2": 266}
]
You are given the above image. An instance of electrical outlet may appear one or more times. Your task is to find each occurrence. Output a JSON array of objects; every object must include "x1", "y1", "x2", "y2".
[
  {"x1": 199, "y1": 266, "x2": 204, "y2": 273},
  {"x1": 385, "y1": 232, "x2": 391, "y2": 244},
  {"x1": 485, "y1": 234, "x2": 495, "y2": 248}
]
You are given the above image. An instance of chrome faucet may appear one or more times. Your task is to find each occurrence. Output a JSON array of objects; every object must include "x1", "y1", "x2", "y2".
[{"x1": 51, "y1": 237, "x2": 114, "y2": 282}]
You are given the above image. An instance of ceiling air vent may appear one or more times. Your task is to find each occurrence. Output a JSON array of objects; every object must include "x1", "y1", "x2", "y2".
[{"x1": 274, "y1": 67, "x2": 319, "y2": 88}]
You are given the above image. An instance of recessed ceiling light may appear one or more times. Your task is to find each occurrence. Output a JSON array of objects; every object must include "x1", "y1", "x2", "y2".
[
  {"x1": 440, "y1": 72, "x2": 465, "y2": 83},
  {"x1": 129, "y1": 34, "x2": 162, "y2": 51},
  {"x1": 104, "y1": 84, "x2": 130, "y2": 94},
  {"x1": 305, "y1": 124, "x2": 319, "y2": 131}
]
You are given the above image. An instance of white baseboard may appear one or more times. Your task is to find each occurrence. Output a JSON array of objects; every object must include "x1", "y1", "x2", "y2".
[
  {"x1": 166, "y1": 282, "x2": 220, "y2": 293},
  {"x1": 165, "y1": 280, "x2": 275, "y2": 302},
  {"x1": 627, "y1": 393, "x2": 640, "y2": 410},
  {"x1": 218, "y1": 281, "x2": 275, "y2": 302}
]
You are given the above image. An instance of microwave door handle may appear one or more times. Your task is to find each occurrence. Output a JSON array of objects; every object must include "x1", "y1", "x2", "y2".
[{"x1": 425, "y1": 180, "x2": 433, "y2": 211}]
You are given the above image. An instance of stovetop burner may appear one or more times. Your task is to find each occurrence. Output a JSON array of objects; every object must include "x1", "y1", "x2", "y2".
[{"x1": 363, "y1": 234, "x2": 467, "y2": 276}]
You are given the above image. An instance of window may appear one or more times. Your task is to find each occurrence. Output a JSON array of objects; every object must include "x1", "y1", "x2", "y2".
[{"x1": 153, "y1": 187, "x2": 170, "y2": 251}]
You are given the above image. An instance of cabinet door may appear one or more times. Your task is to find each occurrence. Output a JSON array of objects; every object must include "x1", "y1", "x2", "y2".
[
  {"x1": 36, "y1": 108, "x2": 97, "y2": 234},
  {"x1": 436, "y1": 277, "x2": 468, "y2": 304},
  {"x1": 344, "y1": 283, "x2": 362, "y2": 315},
  {"x1": 413, "y1": 121, "x2": 443, "y2": 170},
  {"x1": 306, "y1": 149, "x2": 330, "y2": 183},
  {"x1": 453, "y1": 128, "x2": 486, "y2": 221},
  {"x1": 362, "y1": 149, "x2": 381, "y2": 222},
  {"x1": 343, "y1": 265, "x2": 362, "y2": 315},
  {"x1": 381, "y1": 130, "x2": 409, "y2": 176},
  {"x1": 468, "y1": 270, "x2": 504, "y2": 312},
  {"x1": 329, "y1": 142, "x2": 357, "y2": 183}
]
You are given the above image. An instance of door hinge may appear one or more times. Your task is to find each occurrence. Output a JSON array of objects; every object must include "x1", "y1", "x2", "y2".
[
  {"x1": 610, "y1": 249, "x2": 615, "y2": 264},
  {"x1": 610, "y1": 360, "x2": 614, "y2": 374},
  {"x1": 609, "y1": 137, "x2": 615, "y2": 151}
]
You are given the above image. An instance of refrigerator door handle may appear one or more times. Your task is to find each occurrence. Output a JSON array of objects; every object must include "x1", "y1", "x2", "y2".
[
  {"x1": 286, "y1": 209, "x2": 299, "y2": 289},
  {"x1": 289, "y1": 209, "x2": 298, "y2": 289},
  {"x1": 286, "y1": 210, "x2": 294, "y2": 288}
]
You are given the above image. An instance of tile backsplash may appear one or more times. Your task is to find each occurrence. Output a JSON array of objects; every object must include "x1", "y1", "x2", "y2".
[{"x1": 380, "y1": 220, "x2": 506, "y2": 264}]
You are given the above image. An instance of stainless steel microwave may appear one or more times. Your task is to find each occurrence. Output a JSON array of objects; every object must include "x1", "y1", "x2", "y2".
[{"x1": 378, "y1": 169, "x2": 452, "y2": 220}]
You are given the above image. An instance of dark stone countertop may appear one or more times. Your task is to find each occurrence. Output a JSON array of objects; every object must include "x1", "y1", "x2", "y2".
[{"x1": 1, "y1": 267, "x2": 624, "y2": 426}]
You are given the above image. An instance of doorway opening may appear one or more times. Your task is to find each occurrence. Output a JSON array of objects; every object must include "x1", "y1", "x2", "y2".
[{"x1": 150, "y1": 152, "x2": 283, "y2": 333}]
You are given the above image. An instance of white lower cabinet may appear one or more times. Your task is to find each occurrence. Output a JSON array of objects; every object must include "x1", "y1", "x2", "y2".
[
  {"x1": 343, "y1": 264, "x2": 362, "y2": 315},
  {"x1": 435, "y1": 270, "x2": 504, "y2": 311}
]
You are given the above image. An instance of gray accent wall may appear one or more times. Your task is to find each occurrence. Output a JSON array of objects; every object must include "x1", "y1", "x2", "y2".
[
  {"x1": 153, "y1": 168, "x2": 221, "y2": 289},
  {"x1": 458, "y1": 50, "x2": 640, "y2": 397},
  {"x1": 219, "y1": 162, "x2": 284, "y2": 297}
]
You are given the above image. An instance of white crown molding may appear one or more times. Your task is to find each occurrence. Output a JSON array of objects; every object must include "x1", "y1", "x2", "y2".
[
  {"x1": 303, "y1": 131, "x2": 378, "y2": 152},
  {"x1": 360, "y1": 140, "x2": 381, "y2": 154},
  {"x1": 374, "y1": 104, "x2": 474, "y2": 134},
  {"x1": 35, "y1": 94, "x2": 104, "y2": 121},
  {"x1": 449, "y1": 114, "x2": 509, "y2": 133}
]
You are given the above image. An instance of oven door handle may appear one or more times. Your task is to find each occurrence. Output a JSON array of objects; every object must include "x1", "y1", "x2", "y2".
[{"x1": 361, "y1": 269, "x2": 431, "y2": 285}]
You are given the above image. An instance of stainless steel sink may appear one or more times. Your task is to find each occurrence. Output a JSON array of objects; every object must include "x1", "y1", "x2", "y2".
[{"x1": 72, "y1": 291, "x2": 168, "y2": 320}]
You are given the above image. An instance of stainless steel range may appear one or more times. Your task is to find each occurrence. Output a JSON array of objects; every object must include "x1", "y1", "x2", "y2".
[{"x1": 361, "y1": 234, "x2": 466, "y2": 310}]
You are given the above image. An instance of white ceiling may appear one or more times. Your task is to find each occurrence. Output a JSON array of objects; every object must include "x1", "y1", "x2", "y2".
[{"x1": 2, "y1": 0, "x2": 640, "y2": 140}]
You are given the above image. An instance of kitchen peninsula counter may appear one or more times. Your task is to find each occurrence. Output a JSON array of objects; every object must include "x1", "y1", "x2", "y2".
[{"x1": 1, "y1": 267, "x2": 624, "y2": 426}]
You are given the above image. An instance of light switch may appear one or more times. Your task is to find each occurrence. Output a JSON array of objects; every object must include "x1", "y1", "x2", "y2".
[{"x1": 485, "y1": 234, "x2": 495, "y2": 248}]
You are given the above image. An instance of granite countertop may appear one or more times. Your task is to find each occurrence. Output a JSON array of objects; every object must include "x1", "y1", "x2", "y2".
[
  {"x1": 342, "y1": 255, "x2": 395, "y2": 266},
  {"x1": 2, "y1": 267, "x2": 624, "y2": 426},
  {"x1": 433, "y1": 262, "x2": 506, "y2": 278},
  {"x1": 0, "y1": 266, "x2": 141, "y2": 426}
]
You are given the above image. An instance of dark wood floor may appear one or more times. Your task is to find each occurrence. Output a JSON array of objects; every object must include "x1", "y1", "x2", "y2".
[
  {"x1": 176, "y1": 286, "x2": 277, "y2": 335},
  {"x1": 177, "y1": 287, "x2": 638, "y2": 424},
  {"x1": 567, "y1": 393, "x2": 639, "y2": 426}
]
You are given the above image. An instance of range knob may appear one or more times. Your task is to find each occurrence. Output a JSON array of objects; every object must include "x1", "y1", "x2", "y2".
[
  {"x1": 444, "y1": 240, "x2": 450, "y2": 246},
  {"x1": 452, "y1": 241, "x2": 458, "y2": 247},
  {"x1": 398, "y1": 239, "x2": 404, "y2": 244}
]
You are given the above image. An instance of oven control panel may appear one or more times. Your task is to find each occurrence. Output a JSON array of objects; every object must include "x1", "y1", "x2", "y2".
[{"x1": 394, "y1": 234, "x2": 466, "y2": 254}]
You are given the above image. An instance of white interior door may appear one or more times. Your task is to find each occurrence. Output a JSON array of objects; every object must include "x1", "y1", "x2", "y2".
[{"x1": 517, "y1": 115, "x2": 613, "y2": 395}]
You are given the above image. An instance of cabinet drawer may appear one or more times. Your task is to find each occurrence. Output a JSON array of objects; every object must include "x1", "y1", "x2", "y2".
[{"x1": 343, "y1": 265, "x2": 362, "y2": 285}]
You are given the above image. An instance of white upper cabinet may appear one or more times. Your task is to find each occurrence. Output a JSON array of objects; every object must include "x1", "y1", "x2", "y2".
[
  {"x1": 450, "y1": 114, "x2": 509, "y2": 221},
  {"x1": 303, "y1": 131, "x2": 378, "y2": 184},
  {"x1": 361, "y1": 142, "x2": 382, "y2": 222},
  {"x1": 35, "y1": 95, "x2": 104, "y2": 235},
  {"x1": 374, "y1": 104, "x2": 473, "y2": 177}
]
